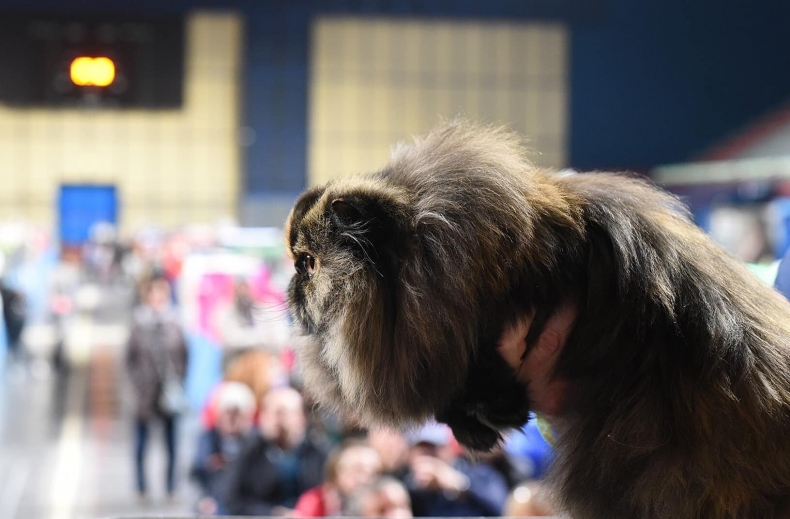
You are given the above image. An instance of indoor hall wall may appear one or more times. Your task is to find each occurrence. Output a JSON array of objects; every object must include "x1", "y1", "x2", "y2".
[
  {"x1": 0, "y1": 11, "x2": 242, "y2": 231},
  {"x1": 309, "y1": 17, "x2": 568, "y2": 186}
]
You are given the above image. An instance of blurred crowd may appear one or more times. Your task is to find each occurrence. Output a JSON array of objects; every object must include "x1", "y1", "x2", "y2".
[
  {"x1": 0, "y1": 212, "x2": 790, "y2": 518},
  {"x1": 0, "y1": 220, "x2": 556, "y2": 517},
  {"x1": 3, "y1": 214, "x2": 788, "y2": 517},
  {"x1": 187, "y1": 380, "x2": 555, "y2": 518},
  {"x1": 3, "y1": 212, "x2": 789, "y2": 518}
]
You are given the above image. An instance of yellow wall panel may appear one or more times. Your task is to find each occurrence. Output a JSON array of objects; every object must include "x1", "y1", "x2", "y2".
[
  {"x1": 432, "y1": 24, "x2": 453, "y2": 77},
  {"x1": 542, "y1": 89, "x2": 567, "y2": 136},
  {"x1": 540, "y1": 26, "x2": 567, "y2": 78},
  {"x1": 369, "y1": 25, "x2": 391, "y2": 77},
  {"x1": 0, "y1": 141, "x2": 18, "y2": 192},
  {"x1": 156, "y1": 147, "x2": 182, "y2": 198},
  {"x1": 493, "y1": 26, "x2": 513, "y2": 80},
  {"x1": 309, "y1": 17, "x2": 569, "y2": 185}
]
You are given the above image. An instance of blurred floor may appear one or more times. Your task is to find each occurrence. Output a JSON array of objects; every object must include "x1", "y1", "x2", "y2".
[{"x1": 0, "y1": 283, "x2": 200, "y2": 519}]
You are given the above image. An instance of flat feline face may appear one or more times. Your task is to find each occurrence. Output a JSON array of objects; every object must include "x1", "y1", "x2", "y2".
[
  {"x1": 285, "y1": 177, "x2": 442, "y2": 428},
  {"x1": 286, "y1": 185, "x2": 362, "y2": 338}
]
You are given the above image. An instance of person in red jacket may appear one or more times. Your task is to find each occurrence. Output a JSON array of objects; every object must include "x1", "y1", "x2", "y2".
[{"x1": 294, "y1": 438, "x2": 382, "y2": 517}]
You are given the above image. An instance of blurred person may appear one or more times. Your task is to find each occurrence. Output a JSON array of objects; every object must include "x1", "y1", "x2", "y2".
[
  {"x1": 708, "y1": 205, "x2": 772, "y2": 264},
  {"x1": 126, "y1": 274, "x2": 189, "y2": 499},
  {"x1": 49, "y1": 246, "x2": 82, "y2": 371},
  {"x1": 774, "y1": 245, "x2": 790, "y2": 300},
  {"x1": 0, "y1": 278, "x2": 26, "y2": 363},
  {"x1": 346, "y1": 476, "x2": 413, "y2": 519},
  {"x1": 503, "y1": 416, "x2": 554, "y2": 481},
  {"x1": 503, "y1": 481, "x2": 555, "y2": 517},
  {"x1": 224, "y1": 386, "x2": 328, "y2": 516},
  {"x1": 121, "y1": 238, "x2": 147, "y2": 285},
  {"x1": 199, "y1": 348, "x2": 287, "y2": 434},
  {"x1": 161, "y1": 232, "x2": 189, "y2": 301},
  {"x1": 476, "y1": 444, "x2": 521, "y2": 490},
  {"x1": 294, "y1": 438, "x2": 383, "y2": 517},
  {"x1": 405, "y1": 422, "x2": 509, "y2": 517},
  {"x1": 85, "y1": 222, "x2": 119, "y2": 283},
  {"x1": 223, "y1": 348, "x2": 288, "y2": 411},
  {"x1": 191, "y1": 381, "x2": 257, "y2": 516},
  {"x1": 215, "y1": 277, "x2": 288, "y2": 369},
  {"x1": 367, "y1": 428, "x2": 410, "y2": 480}
]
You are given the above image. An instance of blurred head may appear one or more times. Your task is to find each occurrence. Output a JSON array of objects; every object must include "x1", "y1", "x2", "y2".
[
  {"x1": 216, "y1": 382, "x2": 256, "y2": 436},
  {"x1": 347, "y1": 477, "x2": 412, "y2": 519},
  {"x1": 332, "y1": 441, "x2": 383, "y2": 497},
  {"x1": 258, "y1": 387, "x2": 307, "y2": 449},
  {"x1": 143, "y1": 276, "x2": 171, "y2": 310},
  {"x1": 368, "y1": 429, "x2": 409, "y2": 474},
  {"x1": 406, "y1": 422, "x2": 454, "y2": 463},
  {"x1": 234, "y1": 277, "x2": 254, "y2": 304},
  {"x1": 504, "y1": 481, "x2": 555, "y2": 517},
  {"x1": 224, "y1": 350, "x2": 287, "y2": 406}
]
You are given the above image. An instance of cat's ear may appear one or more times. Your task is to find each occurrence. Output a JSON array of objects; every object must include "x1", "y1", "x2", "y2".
[
  {"x1": 331, "y1": 198, "x2": 364, "y2": 226},
  {"x1": 329, "y1": 190, "x2": 411, "y2": 234},
  {"x1": 328, "y1": 186, "x2": 412, "y2": 267}
]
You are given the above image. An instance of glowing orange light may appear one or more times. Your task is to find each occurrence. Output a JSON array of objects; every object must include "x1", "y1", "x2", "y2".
[{"x1": 70, "y1": 57, "x2": 115, "y2": 87}]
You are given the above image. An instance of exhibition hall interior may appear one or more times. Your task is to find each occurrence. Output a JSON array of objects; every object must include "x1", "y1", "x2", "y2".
[{"x1": 0, "y1": 0, "x2": 789, "y2": 518}]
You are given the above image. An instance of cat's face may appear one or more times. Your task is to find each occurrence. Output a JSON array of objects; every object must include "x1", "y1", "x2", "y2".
[{"x1": 285, "y1": 175, "x2": 459, "y2": 428}]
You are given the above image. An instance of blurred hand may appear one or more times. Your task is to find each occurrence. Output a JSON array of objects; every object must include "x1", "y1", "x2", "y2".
[
  {"x1": 410, "y1": 456, "x2": 468, "y2": 492},
  {"x1": 497, "y1": 303, "x2": 577, "y2": 417}
]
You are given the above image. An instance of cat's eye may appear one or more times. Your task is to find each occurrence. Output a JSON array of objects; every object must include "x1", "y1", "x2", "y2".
[{"x1": 296, "y1": 253, "x2": 318, "y2": 278}]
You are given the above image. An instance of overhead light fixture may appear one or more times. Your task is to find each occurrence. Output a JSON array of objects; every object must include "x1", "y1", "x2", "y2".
[{"x1": 70, "y1": 56, "x2": 115, "y2": 87}]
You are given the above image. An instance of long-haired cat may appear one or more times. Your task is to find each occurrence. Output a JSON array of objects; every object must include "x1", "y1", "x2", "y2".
[{"x1": 286, "y1": 122, "x2": 790, "y2": 518}]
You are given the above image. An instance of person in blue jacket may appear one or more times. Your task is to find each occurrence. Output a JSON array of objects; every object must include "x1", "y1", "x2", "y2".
[{"x1": 774, "y1": 247, "x2": 790, "y2": 300}]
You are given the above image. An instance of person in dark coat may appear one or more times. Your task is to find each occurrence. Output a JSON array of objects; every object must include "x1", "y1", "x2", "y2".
[
  {"x1": 190, "y1": 381, "x2": 257, "y2": 516},
  {"x1": 0, "y1": 282, "x2": 25, "y2": 360},
  {"x1": 126, "y1": 274, "x2": 188, "y2": 498},
  {"x1": 224, "y1": 386, "x2": 329, "y2": 516}
]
